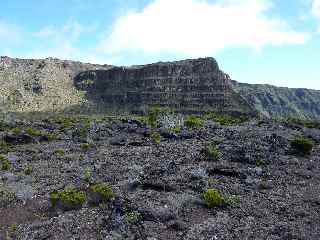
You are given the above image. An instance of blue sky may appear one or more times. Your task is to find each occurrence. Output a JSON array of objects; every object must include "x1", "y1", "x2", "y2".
[{"x1": 0, "y1": 0, "x2": 319, "y2": 89}]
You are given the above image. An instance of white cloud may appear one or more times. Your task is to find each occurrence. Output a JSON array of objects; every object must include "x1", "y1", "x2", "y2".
[
  {"x1": 99, "y1": 0, "x2": 309, "y2": 57},
  {"x1": 312, "y1": 0, "x2": 320, "y2": 32},
  {"x1": 313, "y1": 0, "x2": 320, "y2": 17}
]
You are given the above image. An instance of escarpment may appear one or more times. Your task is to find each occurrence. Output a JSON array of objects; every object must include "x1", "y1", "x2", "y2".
[{"x1": 74, "y1": 57, "x2": 255, "y2": 115}]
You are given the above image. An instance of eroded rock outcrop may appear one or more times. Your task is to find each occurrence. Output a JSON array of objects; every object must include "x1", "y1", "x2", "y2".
[{"x1": 74, "y1": 57, "x2": 255, "y2": 115}]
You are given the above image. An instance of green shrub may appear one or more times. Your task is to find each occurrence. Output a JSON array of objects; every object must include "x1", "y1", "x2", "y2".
[
  {"x1": 148, "y1": 107, "x2": 161, "y2": 128},
  {"x1": 46, "y1": 133, "x2": 57, "y2": 141},
  {"x1": 205, "y1": 114, "x2": 247, "y2": 126},
  {"x1": 54, "y1": 149, "x2": 66, "y2": 155},
  {"x1": 151, "y1": 132, "x2": 161, "y2": 144},
  {"x1": 203, "y1": 188, "x2": 225, "y2": 208},
  {"x1": 50, "y1": 188, "x2": 86, "y2": 210},
  {"x1": 0, "y1": 155, "x2": 11, "y2": 171},
  {"x1": 11, "y1": 128, "x2": 22, "y2": 135},
  {"x1": 24, "y1": 165, "x2": 33, "y2": 175},
  {"x1": 84, "y1": 167, "x2": 93, "y2": 183},
  {"x1": 81, "y1": 143, "x2": 94, "y2": 151},
  {"x1": 290, "y1": 136, "x2": 314, "y2": 156},
  {"x1": 185, "y1": 116, "x2": 204, "y2": 129},
  {"x1": 203, "y1": 144, "x2": 222, "y2": 161},
  {"x1": 0, "y1": 141, "x2": 11, "y2": 154},
  {"x1": 90, "y1": 183, "x2": 115, "y2": 202},
  {"x1": 26, "y1": 128, "x2": 43, "y2": 137},
  {"x1": 125, "y1": 211, "x2": 142, "y2": 224}
]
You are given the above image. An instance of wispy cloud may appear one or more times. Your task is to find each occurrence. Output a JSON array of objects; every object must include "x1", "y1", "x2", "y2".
[
  {"x1": 98, "y1": 0, "x2": 309, "y2": 58},
  {"x1": 312, "y1": 0, "x2": 320, "y2": 32},
  {"x1": 28, "y1": 21, "x2": 108, "y2": 63}
]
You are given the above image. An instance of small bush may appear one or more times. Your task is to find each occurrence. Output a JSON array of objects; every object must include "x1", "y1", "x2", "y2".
[
  {"x1": 11, "y1": 128, "x2": 22, "y2": 135},
  {"x1": 81, "y1": 143, "x2": 94, "y2": 152},
  {"x1": 55, "y1": 149, "x2": 66, "y2": 155},
  {"x1": 151, "y1": 132, "x2": 161, "y2": 144},
  {"x1": 125, "y1": 211, "x2": 142, "y2": 224},
  {"x1": 147, "y1": 108, "x2": 161, "y2": 128},
  {"x1": 203, "y1": 144, "x2": 222, "y2": 161},
  {"x1": 290, "y1": 136, "x2": 314, "y2": 156},
  {"x1": 0, "y1": 155, "x2": 11, "y2": 171},
  {"x1": 24, "y1": 165, "x2": 33, "y2": 175},
  {"x1": 185, "y1": 116, "x2": 203, "y2": 129},
  {"x1": 205, "y1": 114, "x2": 247, "y2": 126},
  {"x1": 26, "y1": 128, "x2": 43, "y2": 137},
  {"x1": 90, "y1": 183, "x2": 115, "y2": 203},
  {"x1": 203, "y1": 188, "x2": 225, "y2": 208},
  {"x1": 0, "y1": 141, "x2": 11, "y2": 154},
  {"x1": 50, "y1": 188, "x2": 86, "y2": 210},
  {"x1": 83, "y1": 167, "x2": 93, "y2": 183}
]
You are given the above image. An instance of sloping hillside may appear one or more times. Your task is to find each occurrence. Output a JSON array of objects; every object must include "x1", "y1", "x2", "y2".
[{"x1": 233, "y1": 81, "x2": 320, "y2": 119}]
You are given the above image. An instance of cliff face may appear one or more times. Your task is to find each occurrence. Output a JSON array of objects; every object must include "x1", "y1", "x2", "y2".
[
  {"x1": 233, "y1": 82, "x2": 320, "y2": 119},
  {"x1": 74, "y1": 58, "x2": 254, "y2": 115}
]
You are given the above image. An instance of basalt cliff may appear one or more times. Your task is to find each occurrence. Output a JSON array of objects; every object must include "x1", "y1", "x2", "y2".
[{"x1": 1, "y1": 56, "x2": 319, "y2": 119}]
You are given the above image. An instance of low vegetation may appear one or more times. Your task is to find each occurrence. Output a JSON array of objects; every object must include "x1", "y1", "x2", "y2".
[
  {"x1": 50, "y1": 188, "x2": 86, "y2": 210},
  {"x1": 89, "y1": 183, "x2": 115, "y2": 203},
  {"x1": 185, "y1": 116, "x2": 204, "y2": 129},
  {"x1": 290, "y1": 136, "x2": 314, "y2": 156},
  {"x1": 205, "y1": 113, "x2": 248, "y2": 126},
  {"x1": 0, "y1": 155, "x2": 11, "y2": 171},
  {"x1": 203, "y1": 188, "x2": 226, "y2": 208},
  {"x1": 285, "y1": 118, "x2": 320, "y2": 130},
  {"x1": 151, "y1": 132, "x2": 161, "y2": 144},
  {"x1": 202, "y1": 144, "x2": 222, "y2": 161}
]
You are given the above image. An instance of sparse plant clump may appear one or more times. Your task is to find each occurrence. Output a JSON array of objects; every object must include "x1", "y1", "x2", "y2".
[
  {"x1": 151, "y1": 132, "x2": 161, "y2": 144},
  {"x1": 203, "y1": 188, "x2": 226, "y2": 208},
  {"x1": 290, "y1": 136, "x2": 314, "y2": 156},
  {"x1": 10, "y1": 127, "x2": 22, "y2": 135},
  {"x1": 50, "y1": 188, "x2": 86, "y2": 211},
  {"x1": 26, "y1": 128, "x2": 43, "y2": 137},
  {"x1": 147, "y1": 107, "x2": 161, "y2": 128},
  {"x1": 125, "y1": 211, "x2": 142, "y2": 224},
  {"x1": 24, "y1": 165, "x2": 33, "y2": 175},
  {"x1": 205, "y1": 113, "x2": 248, "y2": 126},
  {"x1": 83, "y1": 167, "x2": 93, "y2": 183},
  {"x1": 202, "y1": 144, "x2": 222, "y2": 161},
  {"x1": 81, "y1": 143, "x2": 94, "y2": 152},
  {"x1": 185, "y1": 116, "x2": 204, "y2": 129},
  {"x1": 0, "y1": 141, "x2": 11, "y2": 154},
  {"x1": 89, "y1": 183, "x2": 115, "y2": 204},
  {"x1": 55, "y1": 149, "x2": 66, "y2": 155},
  {"x1": 0, "y1": 155, "x2": 11, "y2": 171}
]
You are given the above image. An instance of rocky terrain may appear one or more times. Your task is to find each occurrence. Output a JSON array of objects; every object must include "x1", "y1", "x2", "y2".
[
  {"x1": 0, "y1": 113, "x2": 320, "y2": 239},
  {"x1": 1, "y1": 56, "x2": 320, "y2": 119}
]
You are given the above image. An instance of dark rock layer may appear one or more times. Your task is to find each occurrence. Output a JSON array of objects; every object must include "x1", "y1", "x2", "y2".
[{"x1": 74, "y1": 58, "x2": 254, "y2": 115}]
